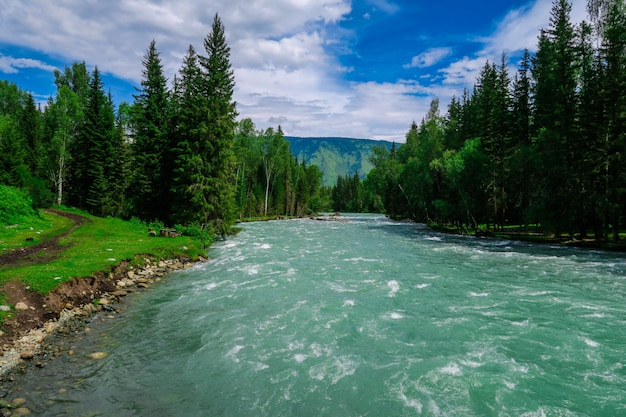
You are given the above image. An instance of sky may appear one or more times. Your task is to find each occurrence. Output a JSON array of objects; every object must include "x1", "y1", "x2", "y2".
[{"x1": 0, "y1": 0, "x2": 588, "y2": 142}]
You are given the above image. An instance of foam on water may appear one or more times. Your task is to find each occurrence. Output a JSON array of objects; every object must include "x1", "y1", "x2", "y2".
[{"x1": 387, "y1": 280, "x2": 400, "y2": 297}]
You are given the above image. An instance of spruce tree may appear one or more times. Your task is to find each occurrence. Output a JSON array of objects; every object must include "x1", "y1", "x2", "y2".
[
  {"x1": 67, "y1": 67, "x2": 118, "y2": 216},
  {"x1": 532, "y1": 0, "x2": 579, "y2": 237},
  {"x1": 131, "y1": 40, "x2": 171, "y2": 221},
  {"x1": 196, "y1": 13, "x2": 238, "y2": 235}
]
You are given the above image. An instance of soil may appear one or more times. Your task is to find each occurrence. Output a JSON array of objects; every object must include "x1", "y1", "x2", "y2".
[
  {"x1": 0, "y1": 209, "x2": 88, "y2": 266},
  {"x1": 0, "y1": 210, "x2": 109, "y2": 348}
]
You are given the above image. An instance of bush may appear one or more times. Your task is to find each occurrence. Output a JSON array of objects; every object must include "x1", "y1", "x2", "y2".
[
  {"x1": 175, "y1": 223, "x2": 214, "y2": 248},
  {"x1": 0, "y1": 185, "x2": 37, "y2": 224}
]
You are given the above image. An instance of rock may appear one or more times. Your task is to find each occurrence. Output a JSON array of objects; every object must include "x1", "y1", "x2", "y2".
[
  {"x1": 158, "y1": 261, "x2": 166, "y2": 268},
  {"x1": 112, "y1": 290, "x2": 128, "y2": 297},
  {"x1": 137, "y1": 283, "x2": 150, "y2": 289},
  {"x1": 19, "y1": 352, "x2": 34, "y2": 360},
  {"x1": 127, "y1": 270, "x2": 135, "y2": 279},
  {"x1": 13, "y1": 407, "x2": 31, "y2": 415},
  {"x1": 12, "y1": 399, "x2": 26, "y2": 407},
  {"x1": 116, "y1": 280, "x2": 126, "y2": 288},
  {"x1": 44, "y1": 322, "x2": 56, "y2": 333},
  {"x1": 98, "y1": 298, "x2": 109, "y2": 306},
  {"x1": 88, "y1": 352, "x2": 107, "y2": 360},
  {"x1": 0, "y1": 306, "x2": 10, "y2": 312},
  {"x1": 14, "y1": 302, "x2": 28, "y2": 311}
]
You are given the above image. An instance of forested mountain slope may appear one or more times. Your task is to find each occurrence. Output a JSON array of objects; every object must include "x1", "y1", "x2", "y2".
[{"x1": 285, "y1": 137, "x2": 394, "y2": 186}]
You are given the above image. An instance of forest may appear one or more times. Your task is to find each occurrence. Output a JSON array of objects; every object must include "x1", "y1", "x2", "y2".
[
  {"x1": 333, "y1": 0, "x2": 626, "y2": 241},
  {"x1": 1, "y1": 1, "x2": 625, "y2": 242},
  {"x1": 0, "y1": 14, "x2": 328, "y2": 238}
]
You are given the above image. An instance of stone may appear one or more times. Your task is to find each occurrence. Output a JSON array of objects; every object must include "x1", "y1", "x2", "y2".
[
  {"x1": 112, "y1": 290, "x2": 128, "y2": 297},
  {"x1": 127, "y1": 270, "x2": 135, "y2": 279},
  {"x1": 12, "y1": 399, "x2": 26, "y2": 407},
  {"x1": 19, "y1": 352, "x2": 34, "y2": 360},
  {"x1": 98, "y1": 298, "x2": 109, "y2": 305},
  {"x1": 88, "y1": 352, "x2": 107, "y2": 360},
  {"x1": 116, "y1": 280, "x2": 126, "y2": 288},
  {"x1": 0, "y1": 306, "x2": 10, "y2": 312},
  {"x1": 14, "y1": 302, "x2": 28, "y2": 311},
  {"x1": 13, "y1": 407, "x2": 31, "y2": 415}
]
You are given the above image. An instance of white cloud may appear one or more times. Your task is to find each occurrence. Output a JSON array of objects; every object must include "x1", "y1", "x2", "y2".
[
  {"x1": 0, "y1": 0, "x2": 592, "y2": 141},
  {"x1": 404, "y1": 47, "x2": 452, "y2": 69},
  {"x1": 480, "y1": 0, "x2": 588, "y2": 56},
  {"x1": 0, "y1": 55, "x2": 57, "y2": 74},
  {"x1": 438, "y1": 0, "x2": 588, "y2": 90},
  {"x1": 367, "y1": 0, "x2": 400, "y2": 14}
]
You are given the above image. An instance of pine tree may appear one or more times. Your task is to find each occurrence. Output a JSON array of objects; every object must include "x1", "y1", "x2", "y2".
[
  {"x1": 196, "y1": 13, "x2": 238, "y2": 235},
  {"x1": 67, "y1": 67, "x2": 118, "y2": 216},
  {"x1": 510, "y1": 49, "x2": 533, "y2": 226},
  {"x1": 131, "y1": 40, "x2": 171, "y2": 221},
  {"x1": 596, "y1": 0, "x2": 626, "y2": 240},
  {"x1": 532, "y1": 0, "x2": 579, "y2": 237}
]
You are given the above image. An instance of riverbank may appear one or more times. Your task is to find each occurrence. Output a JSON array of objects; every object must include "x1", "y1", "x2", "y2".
[
  {"x1": 429, "y1": 224, "x2": 626, "y2": 252},
  {"x1": 0, "y1": 255, "x2": 204, "y2": 414}
]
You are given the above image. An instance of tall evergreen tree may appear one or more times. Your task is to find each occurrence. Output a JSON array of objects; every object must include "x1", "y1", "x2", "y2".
[
  {"x1": 67, "y1": 67, "x2": 119, "y2": 216},
  {"x1": 532, "y1": 0, "x2": 579, "y2": 237},
  {"x1": 131, "y1": 40, "x2": 171, "y2": 221},
  {"x1": 195, "y1": 13, "x2": 238, "y2": 235}
]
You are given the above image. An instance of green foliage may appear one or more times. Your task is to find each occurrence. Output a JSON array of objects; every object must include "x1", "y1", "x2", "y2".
[
  {"x1": 233, "y1": 119, "x2": 326, "y2": 218},
  {"x1": 0, "y1": 185, "x2": 36, "y2": 224},
  {"x1": 363, "y1": 0, "x2": 626, "y2": 240},
  {"x1": 174, "y1": 223, "x2": 214, "y2": 248}
]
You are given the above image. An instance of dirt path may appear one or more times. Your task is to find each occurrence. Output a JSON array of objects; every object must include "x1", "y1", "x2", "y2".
[
  {"x1": 0, "y1": 210, "x2": 92, "y2": 347},
  {"x1": 0, "y1": 210, "x2": 88, "y2": 267}
]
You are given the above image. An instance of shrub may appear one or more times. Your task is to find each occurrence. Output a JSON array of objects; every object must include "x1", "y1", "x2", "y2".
[
  {"x1": 0, "y1": 185, "x2": 37, "y2": 224},
  {"x1": 175, "y1": 223, "x2": 214, "y2": 248}
]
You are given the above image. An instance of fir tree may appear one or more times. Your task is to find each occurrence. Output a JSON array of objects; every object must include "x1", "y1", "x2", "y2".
[{"x1": 131, "y1": 40, "x2": 171, "y2": 221}]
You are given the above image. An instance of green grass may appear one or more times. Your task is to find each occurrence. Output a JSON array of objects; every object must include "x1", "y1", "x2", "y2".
[
  {"x1": 0, "y1": 210, "x2": 207, "y2": 295},
  {"x1": 0, "y1": 210, "x2": 74, "y2": 253}
]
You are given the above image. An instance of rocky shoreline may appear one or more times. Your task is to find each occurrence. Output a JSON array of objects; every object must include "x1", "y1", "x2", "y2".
[{"x1": 0, "y1": 256, "x2": 203, "y2": 415}]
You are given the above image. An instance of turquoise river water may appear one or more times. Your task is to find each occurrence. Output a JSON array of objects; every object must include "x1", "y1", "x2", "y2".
[{"x1": 8, "y1": 214, "x2": 626, "y2": 416}]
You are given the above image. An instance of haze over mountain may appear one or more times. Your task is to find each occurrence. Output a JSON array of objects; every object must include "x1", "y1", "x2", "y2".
[{"x1": 285, "y1": 137, "x2": 393, "y2": 186}]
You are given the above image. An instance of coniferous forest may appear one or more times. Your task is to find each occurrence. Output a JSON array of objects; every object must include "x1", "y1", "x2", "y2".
[
  {"x1": 333, "y1": 0, "x2": 626, "y2": 241},
  {"x1": 0, "y1": 14, "x2": 326, "y2": 237},
  {"x1": 1, "y1": 1, "x2": 626, "y2": 242}
]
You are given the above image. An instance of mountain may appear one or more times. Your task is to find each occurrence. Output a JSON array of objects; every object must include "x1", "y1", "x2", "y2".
[{"x1": 285, "y1": 137, "x2": 394, "y2": 186}]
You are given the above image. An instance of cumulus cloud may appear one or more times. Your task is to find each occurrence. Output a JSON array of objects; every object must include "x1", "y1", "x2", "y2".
[
  {"x1": 404, "y1": 47, "x2": 452, "y2": 69},
  {"x1": 0, "y1": 55, "x2": 57, "y2": 74},
  {"x1": 0, "y1": 0, "x2": 590, "y2": 140},
  {"x1": 438, "y1": 0, "x2": 588, "y2": 90},
  {"x1": 479, "y1": 0, "x2": 588, "y2": 56}
]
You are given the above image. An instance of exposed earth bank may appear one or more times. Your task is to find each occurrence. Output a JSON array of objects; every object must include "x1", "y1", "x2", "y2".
[{"x1": 0, "y1": 211, "x2": 204, "y2": 392}]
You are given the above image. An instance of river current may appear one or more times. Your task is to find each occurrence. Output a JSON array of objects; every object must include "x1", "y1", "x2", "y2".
[{"x1": 9, "y1": 214, "x2": 626, "y2": 416}]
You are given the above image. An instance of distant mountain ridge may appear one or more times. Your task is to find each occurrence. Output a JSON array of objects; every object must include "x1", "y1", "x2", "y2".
[{"x1": 285, "y1": 136, "x2": 394, "y2": 186}]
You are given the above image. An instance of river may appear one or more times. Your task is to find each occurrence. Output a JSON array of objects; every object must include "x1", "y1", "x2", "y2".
[{"x1": 6, "y1": 214, "x2": 626, "y2": 416}]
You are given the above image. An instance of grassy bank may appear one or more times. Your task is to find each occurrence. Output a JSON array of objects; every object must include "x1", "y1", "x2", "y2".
[{"x1": 0, "y1": 209, "x2": 208, "y2": 295}]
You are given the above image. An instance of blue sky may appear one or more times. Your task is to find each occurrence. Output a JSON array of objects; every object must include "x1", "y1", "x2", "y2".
[{"x1": 0, "y1": 0, "x2": 587, "y2": 141}]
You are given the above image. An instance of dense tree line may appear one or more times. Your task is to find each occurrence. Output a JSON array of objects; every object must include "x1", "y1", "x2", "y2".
[
  {"x1": 0, "y1": 14, "x2": 326, "y2": 236},
  {"x1": 234, "y1": 120, "x2": 326, "y2": 218},
  {"x1": 353, "y1": 0, "x2": 626, "y2": 240}
]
